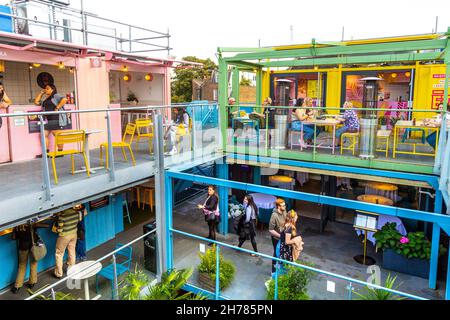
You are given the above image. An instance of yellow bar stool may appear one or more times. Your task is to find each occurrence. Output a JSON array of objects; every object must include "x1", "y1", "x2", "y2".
[
  {"x1": 376, "y1": 130, "x2": 392, "y2": 158},
  {"x1": 340, "y1": 132, "x2": 360, "y2": 156},
  {"x1": 141, "y1": 187, "x2": 155, "y2": 214}
]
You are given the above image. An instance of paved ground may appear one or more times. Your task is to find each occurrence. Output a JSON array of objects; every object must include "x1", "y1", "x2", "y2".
[{"x1": 0, "y1": 193, "x2": 446, "y2": 300}]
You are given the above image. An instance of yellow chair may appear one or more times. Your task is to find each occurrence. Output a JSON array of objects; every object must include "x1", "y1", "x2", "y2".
[
  {"x1": 376, "y1": 130, "x2": 392, "y2": 158},
  {"x1": 48, "y1": 130, "x2": 90, "y2": 185},
  {"x1": 340, "y1": 132, "x2": 360, "y2": 156},
  {"x1": 135, "y1": 119, "x2": 153, "y2": 153},
  {"x1": 176, "y1": 117, "x2": 192, "y2": 151},
  {"x1": 100, "y1": 123, "x2": 137, "y2": 169}
]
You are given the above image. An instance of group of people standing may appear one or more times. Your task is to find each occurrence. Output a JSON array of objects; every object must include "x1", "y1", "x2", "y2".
[
  {"x1": 10, "y1": 204, "x2": 87, "y2": 294},
  {"x1": 199, "y1": 189, "x2": 303, "y2": 274}
]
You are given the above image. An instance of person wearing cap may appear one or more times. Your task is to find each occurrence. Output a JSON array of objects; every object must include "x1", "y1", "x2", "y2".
[{"x1": 53, "y1": 204, "x2": 82, "y2": 278}]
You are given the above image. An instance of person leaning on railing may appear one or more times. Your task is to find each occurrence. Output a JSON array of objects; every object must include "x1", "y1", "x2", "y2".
[
  {"x1": 31, "y1": 84, "x2": 68, "y2": 157},
  {"x1": 0, "y1": 82, "x2": 12, "y2": 129}
]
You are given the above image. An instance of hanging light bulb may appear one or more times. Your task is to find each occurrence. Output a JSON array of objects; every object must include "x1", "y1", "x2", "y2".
[
  {"x1": 391, "y1": 73, "x2": 397, "y2": 79},
  {"x1": 405, "y1": 72, "x2": 411, "y2": 78},
  {"x1": 122, "y1": 65, "x2": 128, "y2": 72},
  {"x1": 123, "y1": 74, "x2": 131, "y2": 82},
  {"x1": 32, "y1": 63, "x2": 41, "y2": 68},
  {"x1": 57, "y1": 61, "x2": 65, "y2": 69},
  {"x1": 69, "y1": 67, "x2": 75, "y2": 74},
  {"x1": 145, "y1": 73, "x2": 153, "y2": 81}
]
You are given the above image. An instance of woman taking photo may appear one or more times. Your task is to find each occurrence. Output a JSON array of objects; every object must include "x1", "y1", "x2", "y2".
[
  {"x1": 32, "y1": 84, "x2": 68, "y2": 155},
  {"x1": 198, "y1": 186, "x2": 220, "y2": 245},
  {"x1": 237, "y1": 194, "x2": 258, "y2": 256}
]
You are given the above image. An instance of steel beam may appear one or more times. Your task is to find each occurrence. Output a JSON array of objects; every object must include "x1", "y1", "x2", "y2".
[
  {"x1": 227, "y1": 154, "x2": 440, "y2": 190},
  {"x1": 166, "y1": 171, "x2": 450, "y2": 228},
  {"x1": 225, "y1": 39, "x2": 448, "y2": 62},
  {"x1": 154, "y1": 113, "x2": 168, "y2": 276},
  {"x1": 262, "y1": 52, "x2": 443, "y2": 68}
]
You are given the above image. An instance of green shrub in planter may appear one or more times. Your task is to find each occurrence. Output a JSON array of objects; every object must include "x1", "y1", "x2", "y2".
[
  {"x1": 266, "y1": 262, "x2": 315, "y2": 300},
  {"x1": 374, "y1": 223, "x2": 447, "y2": 260},
  {"x1": 198, "y1": 245, "x2": 236, "y2": 290},
  {"x1": 120, "y1": 266, "x2": 206, "y2": 300}
]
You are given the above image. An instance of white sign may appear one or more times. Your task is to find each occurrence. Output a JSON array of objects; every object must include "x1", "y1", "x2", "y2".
[
  {"x1": 199, "y1": 243, "x2": 206, "y2": 254},
  {"x1": 326, "y1": 280, "x2": 336, "y2": 293}
]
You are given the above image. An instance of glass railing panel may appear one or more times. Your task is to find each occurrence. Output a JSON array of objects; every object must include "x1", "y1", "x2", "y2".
[{"x1": 225, "y1": 105, "x2": 443, "y2": 172}]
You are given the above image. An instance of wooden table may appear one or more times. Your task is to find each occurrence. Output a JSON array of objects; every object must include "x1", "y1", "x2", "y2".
[
  {"x1": 357, "y1": 194, "x2": 394, "y2": 206},
  {"x1": 300, "y1": 118, "x2": 340, "y2": 154},
  {"x1": 269, "y1": 175, "x2": 295, "y2": 190},
  {"x1": 365, "y1": 182, "x2": 399, "y2": 202},
  {"x1": 393, "y1": 120, "x2": 439, "y2": 158}
]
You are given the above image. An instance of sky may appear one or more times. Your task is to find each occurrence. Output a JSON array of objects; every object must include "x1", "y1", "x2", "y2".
[{"x1": 2, "y1": 0, "x2": 450, "y2": 62}]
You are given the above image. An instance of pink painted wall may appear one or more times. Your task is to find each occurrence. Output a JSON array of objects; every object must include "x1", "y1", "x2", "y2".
[
  {"x1": 0, "y1": 109, "x2": 10, "y2": 163},
  {"x1": 7, "y1": 105, "x2": 78, "y2": 162},
  {"x1": 75, "y1": 58, "x2": 121, "y2": 148}
]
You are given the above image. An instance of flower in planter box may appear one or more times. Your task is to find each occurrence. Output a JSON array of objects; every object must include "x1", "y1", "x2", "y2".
[
  {"x1": 228, "y1": 203, "x2": 244, "y2": 219},
  {"x1": 399, "y1": 237, "x2": 409, "y2": 244}
]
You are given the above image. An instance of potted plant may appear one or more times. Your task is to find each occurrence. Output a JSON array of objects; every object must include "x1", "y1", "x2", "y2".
[
  {"x1": 266, "y1": 262, "x2": 315, "y2": 300},
  {"x1": 374, "y1": 223, "x2": 447, "y2": 278},
  {"x1": 120, "y1": 266, "x2": 206, "y2": 300},
  {"x1": 353, "y1": 273, "x2": 405, "y2": 300},
  {"x1": 378, "y1": 116, "x2": 388, "y2": 130},
  {"x1": 198, "y1": 245, "x2": 236, "y2": 292}
]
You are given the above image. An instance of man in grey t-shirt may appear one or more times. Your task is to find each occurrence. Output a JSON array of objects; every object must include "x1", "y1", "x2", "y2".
[{"x1": 269, "y1": 198, "x2": 288, "y2": 273}]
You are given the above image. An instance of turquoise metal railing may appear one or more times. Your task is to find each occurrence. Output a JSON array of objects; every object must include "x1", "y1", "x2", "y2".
[{"x1": 171, "y1": 228, "x2": 428, "y2": 301}]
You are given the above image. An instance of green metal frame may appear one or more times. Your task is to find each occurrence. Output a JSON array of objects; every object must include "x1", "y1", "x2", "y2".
[{"x1": 219, "y1": 28, "x2": 450, "y2": 176}]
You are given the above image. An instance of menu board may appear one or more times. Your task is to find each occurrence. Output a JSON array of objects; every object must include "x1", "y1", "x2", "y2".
[
  {"x1": 354, "y1": 212, "x2": 378, "y2": 231},
  {"x1": 89, "y1": 196, "x2": 109, "y2": 211}
]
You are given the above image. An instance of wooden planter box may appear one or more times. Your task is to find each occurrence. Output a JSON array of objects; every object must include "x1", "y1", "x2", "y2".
[
  {"x1": 382, "y1": 249, "x2": 430, "y2": 279},
  {"x1": 198, "y1": 272, "x2": 217, "y2": 292}
]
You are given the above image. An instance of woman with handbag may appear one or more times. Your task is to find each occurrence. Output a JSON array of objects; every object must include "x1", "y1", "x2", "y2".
[
  {"x1": 237, "y1": 194, "x2": 259, "y2": 256},
  {"x1": 30, "y1": 84, "x2": 68, "y2": 157},
  {"x1": 11, "y1": 222, "x2": 47, "y2": 294},
  {"x1": 197, "y1": 185, "x2": 220, "y2": 246}
]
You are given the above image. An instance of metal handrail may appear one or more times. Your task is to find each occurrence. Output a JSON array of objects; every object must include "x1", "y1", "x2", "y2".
[
  {"x1": 226, "y1": 104, "x2": 446, "y2": 113},
  {"x1": 25, "y1": 227, "x2": 158, "y2": 300},
  {"x1": 171, "y1": 228, "x2": 428, "y2": 301},
  {"x1": 0, "y1": 103, "x2": 219, "y2": 118},
  {"x1": 6, "y1": 0, "x2": 170, "y2": 53}
]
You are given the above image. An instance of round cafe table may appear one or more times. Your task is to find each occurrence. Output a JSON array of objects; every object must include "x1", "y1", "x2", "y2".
[
  {"x1": 269, "y1": 175, "x2": 295, "y2": 190},
  {"x1": 249, "y1": 193, "x2": 277, "y2": 210},
  {"x1": 357, "y1": 194, "x2": 394, "y2": 206},
  {"x1": 67, "y1": 261, "x2": 103, "y2": 300},
  {"x1": 365, "y1": 182, "x2": 400, "y2": 202}
]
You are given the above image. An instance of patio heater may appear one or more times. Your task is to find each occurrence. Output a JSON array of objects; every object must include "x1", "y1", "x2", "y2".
[
  {"x1": 273, "y1": 79, "x2": 292, "y2": 149},
  {"x1": 358, "y1": 77, "x2": 383, "y2": 159}
]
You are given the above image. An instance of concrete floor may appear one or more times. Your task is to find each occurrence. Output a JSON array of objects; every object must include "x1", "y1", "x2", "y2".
[{"x1": 0, "y1": 193, "x2": 446, "y2": 300}]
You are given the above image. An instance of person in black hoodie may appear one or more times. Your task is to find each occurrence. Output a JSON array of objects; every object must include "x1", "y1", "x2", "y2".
[{"x1": 198, "y1": 185, "x2": 220, "y2": 245}]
